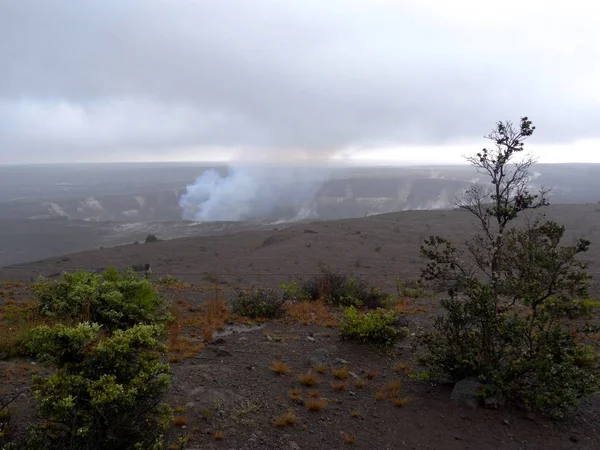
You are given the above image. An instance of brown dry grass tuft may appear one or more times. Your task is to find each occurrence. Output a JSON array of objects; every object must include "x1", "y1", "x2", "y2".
[
  {"x1": 167, "y1": 295, "x2": 230, "y2": 362},
  {"x1": 0, "y1": 299, "x2": 51, "y2": 357},
  {"x1": 375, "y1": 387, "x2": 385, "y2": 401},
  {"x1": 173, "y1": 416, "x2": 187, "y2": 427},
  {"x1": 392, "y1": 396, "x2": 412, "y2": 408},
  {"x1": 332, "y1": 366, "x2": 349, "y2": 380},
  {"x1": 331, "y1": 381, "x2": 346, "y2": 391},
  {"x1": 394, "y1": 362, "x2": 412, "y2": 375},
  {"x1": 308, "y1": 390, "x2": 321, "y2": 398},
  {"x1": 306, "y1": 398, "x2": 327, "y2": 412},
  {"x1": 274, "y1": 409, "x2": 296, "y2": 427},
  {"x1": 271, "y1": 360, "x2": 291, "y2": 375},
  {"x1": 386, "y1": 379, "x2": 401, "y2": 399},
  {"x1": 351, "y1": 410, "x2": 361, "y2": 418},
  {"x1": 343, "y1": 433, "x2": 356, "y2": 445},
  {"x1": 298, "y1": 369, "x2": 319, "y2": 387},
  {"x1": 364, "y1": 370, "x2": 378, "y2": 380},
  {"x1": 212, "y1": 431, "x2": 225, "y2": 440},
  {"x1": 289, "y1": 388, "x2": 302, "y2": 401},
  {"x1": 354, "y1": 378, "x2": 367, "y2": 389},
  {"x1": 313, "y1": 364, "x2": 327, "y2": 374},
  {"x1": 286, "y1": 301, "x2": 338, "y2": 327}
]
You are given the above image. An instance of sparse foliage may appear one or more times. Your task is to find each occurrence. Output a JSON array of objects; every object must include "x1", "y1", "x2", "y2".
[
  {"x1": 232, "y1": 288, "x2": 286, "y2": 319},
  {"x1": 300, "y1": 268, "x2": 391, "y2": 309},
  {"x1": 340, "y1": 306, "x2": 407, "y2": 347},
  {"x1": 420, "y1": 118, "x2": 598, "y2": 417}
]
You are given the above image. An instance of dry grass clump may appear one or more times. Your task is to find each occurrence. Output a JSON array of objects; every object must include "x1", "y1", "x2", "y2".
[
  {"x1": 343, "y1": 433, "x2": 356, "y2": 445},
  {"x1": 308, "y1": 390, "x2": 321, "y2": 398},
  {"x1": 375, "y1": 387, "x2": 385, "y2": 401},
  {"x1": 313, "y1": 364, "x2": 327, "y2": 374},
  {"x1": 305, "y1": 398, "x2": 328, "y2": 412},
  {"x1": 289, "y1": 388, "x2": 302, "y2": 401},
  {"x1": 364, "y1": 370, "x2": 378, "y2": 380},
  {"x1": 354, "y1": 378, "x2": 367, "y2": 389},
  {"x1": 386, "y1": 379, "x2": 401, "y2": 399},
  {"x1": 271, "y1": 360, "x2": 291, "y2": 375},
  {"x1": 331, "y1": 381, "x2": 346, "y2": 391},
  {"x1": 351, "y1": 410, "x2": 361, "y2": 418},
  {"x1": 286, "y1": 301, "x2": 338, "y2": 327},
  {"x1": 392, "y1": 396, "x2": 412, "y2": 408},
  {"x1": 332, "y1": 366, "x2": 349, "y2": 380},
  {"x1": 393, "y1": 362, "x2": 412, "y2": 375},
  {"x1": 274, "y1": 409, "x2": 296, "y2": 427},
  {"x1": 212, "y1": 431, "x2": 225, "y2": 440},
  {"x1": 173, "y1": 416, "x2": 187, "y2": 427},
  {"x1": 167, "y1": 296, "x2": 230, "y2": 362},
  {"x1": 298, "y1": 369, "x2": 319, "y2": 387}
]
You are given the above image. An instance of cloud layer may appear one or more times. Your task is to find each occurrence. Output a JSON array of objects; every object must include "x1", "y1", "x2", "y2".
[{"x1": 1, "y1": 0, "x2": 599, "y2": 163}]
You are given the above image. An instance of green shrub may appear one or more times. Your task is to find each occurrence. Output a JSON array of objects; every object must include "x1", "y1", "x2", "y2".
[
  {"x1": 144, "y1": 234, "x2": 159, "y2": 243},
  {"x1": 340, "y1": 306, "x2": 407, "y2": 347},
  {"x1": 300, "y1": 269, "x2": 390, "y2": 309},
  {"x1": 32, "y1": 267, "x2": 170, "y2": 331},
  {"x1": 25, "y1": 323, "x2": 172, "y2": 449},
  {"x1": 395, "y1": 277, "x2": 428, "y2": 298},
  {"x1": 232, "y1": 288, "x2": 286, "y2": 318},
  {"x1": 156, "y1": 274, "x2": 180, "y2": 286}
]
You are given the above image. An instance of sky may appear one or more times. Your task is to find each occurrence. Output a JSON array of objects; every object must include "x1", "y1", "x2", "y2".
[{"x1": 1, "y1": 0, "x2": 599, "y2": 165}]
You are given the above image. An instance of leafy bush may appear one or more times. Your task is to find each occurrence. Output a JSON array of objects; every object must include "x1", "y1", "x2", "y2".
[
  {"x1": 232, "y1": 288, "x2": 286, "y2": 319},
  {"x1": 340, "y1": 306, "x2": 407, "y2": 347},
  {"x1": 156, "y1": 274, "x2": 180, "y2": 286},
  {"x1": 420, "y1": 118, "x2": 599, "y2": 418},
  {"x1": 145, "y1": 234, "x2": 159, "y2": 243},
  {"x1": 25, "y1": 323, "x2": 172, "y2": 449},
  {"x1": 32, "y1": 267, "x2": 170, "y2": 331},
  {"x1": 301, "y1": 269, "x2": 390, "y2": 309}
]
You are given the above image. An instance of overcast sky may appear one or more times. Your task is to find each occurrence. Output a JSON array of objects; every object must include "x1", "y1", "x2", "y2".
[{"x1": 1, "y1": 0, "x2": 599, "y2": 165}]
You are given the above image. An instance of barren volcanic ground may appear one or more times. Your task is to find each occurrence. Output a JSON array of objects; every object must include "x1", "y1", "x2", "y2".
[
  {"x1": 3, "y1": 204, "x2": 600, "y2": 294},
  {"x1": 1, "y1": 204, "x2": 600, "y2": 449}
]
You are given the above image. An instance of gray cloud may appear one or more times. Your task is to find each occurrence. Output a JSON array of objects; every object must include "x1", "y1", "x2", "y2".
[{"x1": 1, "y1": 0, "x2": 599, "y2": 163}]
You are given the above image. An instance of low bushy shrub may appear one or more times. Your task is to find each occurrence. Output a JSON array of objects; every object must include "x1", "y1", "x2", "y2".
[
  {"x1": 144, "y1": 234, "x2": 160, "y2": 243},
  {"x1": 232, "y1": 288, "x2": 286, "y2": 319},
  {"x1": 25, "y1": 323, "x2": 172, "y2": 449},
  {"x1": 32, "y1": 267, "x2": 170, "y2": 331},
  {"x1": 340, "y1": 306, "x2": 407, "y2": 347},
  {"x1": 300, "y1": 269, "x2": 391, "y2": 309}
]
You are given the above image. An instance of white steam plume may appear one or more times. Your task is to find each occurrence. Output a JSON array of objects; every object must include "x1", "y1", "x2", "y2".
[{"x1": 179, "y1": 163, "x2": 331, "y2": 222}]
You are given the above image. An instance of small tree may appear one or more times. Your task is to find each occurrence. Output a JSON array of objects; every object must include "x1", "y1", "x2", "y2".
[{"x1": 419, "y1": 118, "x2": 598, "y2": 417}]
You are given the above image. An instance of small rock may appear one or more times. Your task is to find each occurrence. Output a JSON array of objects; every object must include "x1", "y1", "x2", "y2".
[
  {"x1": 214, "y1": 347, "x2": 232, "y2": 357},
  {"x1": 348, "y1": 372, "x2": 360, "y2": 379},
  {"x1": 450, "y1": 378, "x2": 482, "y2": 409},
  {"x1": 289, "y1": 442, "x2": 301, "y2": 450},
  {"x1": 334, "y1": 358, "x2": 350, "y2": 366},
  {"x1": 395, "y1": 316, "x2": 410, "y2": 328},
  {"x1": 266, "y1": 334, "x2": 273, "y2": 341},
  {"x1": 570, "y1": 435, "x2": 579, "y2": 443},
  {"x1": 310, "y1": 348, "x2": 330, "y2": 367},
  {"x1": 306, "y1": 336, "x2": 315, "y2": 342},
  {"x1": 349, "y1": 391, "x2": 356, "y2": 396},
  {"x1": 503, "y1": 419, "x2": 510, "y2": 426}
]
